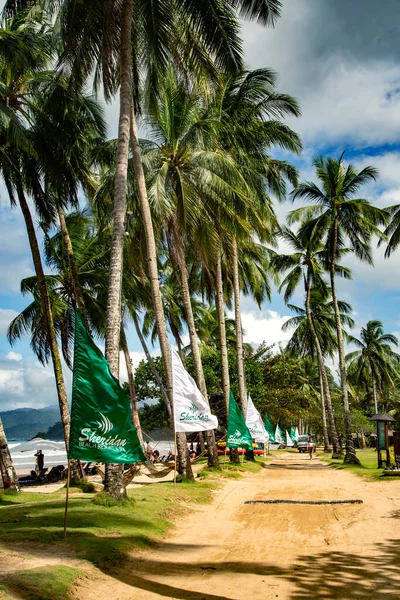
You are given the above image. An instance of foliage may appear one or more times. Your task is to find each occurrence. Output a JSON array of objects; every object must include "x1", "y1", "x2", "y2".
[
  {"x1": 33, "y1": 420, "x2": 64, "y2": 440},
  {"x1": 134, "y1": 341, "x2": 322, "y2": 429}
]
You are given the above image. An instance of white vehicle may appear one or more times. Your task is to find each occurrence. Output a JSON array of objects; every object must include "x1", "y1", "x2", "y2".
[{"x1": 297, "y1": 434, "x2": 310, "y2": 453}]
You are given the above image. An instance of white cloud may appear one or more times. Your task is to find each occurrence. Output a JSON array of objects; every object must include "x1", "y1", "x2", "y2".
[
  {"x1": 0, "y1": 309, "x2": 18, "y2": 337},
  {"x1": 5, "y1": 351, "x2": 22, "y2": 362},
  {"x1": 240, "y1": 309, "x2": 292, "y2": 348},
  {"x1": 118, "y1": 350, "x2": 147, "y2": 384}
]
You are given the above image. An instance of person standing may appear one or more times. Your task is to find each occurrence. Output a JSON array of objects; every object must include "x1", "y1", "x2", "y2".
[
  {"x1": 307, "y1": 437, "x2": 315, "y2": 460},
  {"x1": 35, "y1": 450, "x2": 44, "y2": 474}
]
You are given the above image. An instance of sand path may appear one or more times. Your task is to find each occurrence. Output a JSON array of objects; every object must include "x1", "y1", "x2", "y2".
[{"x1": 72, "y1": 452, "x2": 400, "y2": 599}]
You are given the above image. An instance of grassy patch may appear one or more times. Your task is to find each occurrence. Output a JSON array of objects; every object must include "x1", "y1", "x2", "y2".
[
  {"x1": 3, "y1": 565, "x2": 82, "y2": 600},
  {"x1": 0, "y1": 479, "x2": 217, "y2": 569},
  {"x1": 319, "y1": 448, "x2": 399, "y2": 481}
]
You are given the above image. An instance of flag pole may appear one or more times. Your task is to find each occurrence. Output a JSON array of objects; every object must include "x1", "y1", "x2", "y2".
[
  {"x1": 63, "y1": 459, "x2": 71, "y2": 540},
  {"x1": 173, "y1": 430, "x2": 177, "y2": 489}
]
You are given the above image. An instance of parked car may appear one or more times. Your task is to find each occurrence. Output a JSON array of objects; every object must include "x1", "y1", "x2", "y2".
[{"x1": 297, "y1": 434, "x2": 310, "y2": 453}]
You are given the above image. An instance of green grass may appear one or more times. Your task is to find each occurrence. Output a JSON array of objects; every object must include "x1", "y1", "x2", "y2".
[
  {"x1": 0, "y1": 479, "x2": 217, "y2": 569},
  {"x1": 319, "y1": 448, "x2": 400, "y2": 481},
  {"x1": 3, "y1": 565, "x2": 83, "y2": 600}
]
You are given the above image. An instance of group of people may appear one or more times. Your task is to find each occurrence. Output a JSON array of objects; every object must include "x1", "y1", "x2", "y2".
[
  {"x1": 145, "y1": 442, "x2": 174, "y2": 463},
  {"x1": 144, "y1": 440, "x2": 202, "y2": 464}
]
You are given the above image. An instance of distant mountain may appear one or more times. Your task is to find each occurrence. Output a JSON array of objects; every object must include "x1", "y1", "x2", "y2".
[
  {"x1": 0, "y1": 405, "x2": 60, "y2": 440},
  {"x1": 32, "y1": 421, "x2": 64, "y2": 441}
]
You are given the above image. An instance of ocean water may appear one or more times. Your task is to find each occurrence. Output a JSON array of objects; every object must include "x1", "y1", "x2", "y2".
[
  {"x1": 9, "y1": 442, "x2": 68, "y2": 475},
  {"x1": 9, "y1": 439, "x2": 176, "y2": 475}
]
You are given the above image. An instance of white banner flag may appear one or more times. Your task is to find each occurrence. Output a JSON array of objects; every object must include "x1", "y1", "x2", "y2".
[
  {"x1": 295, "y1": 427, "x2": 300, "y2": 440},
  {"x1": 172, "y1": 348, "x2": 218, "y2": 433},
  {"x1": 275, "y1": 424, "x2": 283, "y2": 444},
  {"x1": 286, "y1": 430, "x2": 294, "y2": 447},
  {"x1": 246, "y1": 396, "x2": 269, "y2": 443}
]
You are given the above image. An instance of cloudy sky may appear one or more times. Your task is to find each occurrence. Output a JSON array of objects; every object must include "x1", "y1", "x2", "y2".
[{"x1": 2, "y1": 0, "x2": 400, "y2": 411}]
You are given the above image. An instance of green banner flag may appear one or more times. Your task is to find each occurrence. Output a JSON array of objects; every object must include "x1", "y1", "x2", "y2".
[
  {"x1": 226, "y1": 391, "x2": 253, "y2": 450},
  {"x1": 69, "y1": 310, "x2": 146, "y2": 464},
  {"x1": 264, "y1": 412, "x2": 276, "y2": 443},
  {"x1": 290, "y1": 426, "x2": 297, "y2": 442}
]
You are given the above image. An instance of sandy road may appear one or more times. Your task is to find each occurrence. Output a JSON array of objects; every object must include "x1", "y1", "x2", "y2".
[{"x1": 76, "y1": 452, "x2": 400, "y2": 599}]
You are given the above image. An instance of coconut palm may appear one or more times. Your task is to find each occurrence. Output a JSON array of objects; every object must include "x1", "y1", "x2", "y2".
[
  {"x1": 346, "y1": 320, "x2": 400, "y2": 414},
  {"x1": 141, "y1": 72, "x2": 265, "y2": 468},
  {"x1": 0, "y1": 417, "x2": 20, "y2": 492},
  {"x1": 272, "y1": 224, "x2": 352, "y2": 457},
  {"x1": 283, "y1": 290, "x2": 354, "y2": 451},
  {"x1": 289, "y1": 154, "x2": 387, "y2": 463},
  {"x1": 206, "y1": 67, "x2": 301, "y2": 414},
  {"x1": 0, "y1": 12, "x2": 77, "y2": 454}
]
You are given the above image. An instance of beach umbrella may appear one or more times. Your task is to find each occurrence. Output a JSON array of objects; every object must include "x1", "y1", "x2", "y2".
[{"x1": 11, "y1": 439, "x2": 65, "y2": 452}]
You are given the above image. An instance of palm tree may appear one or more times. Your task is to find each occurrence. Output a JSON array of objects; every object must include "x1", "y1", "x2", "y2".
[
  {"x1": 0, "y1": 417, "x2": 20, "y2": 492},
  {"x1": 346, "y1": 320, "x2": 400, "y2": 414},
  {"x1": 283, "y1": 290, "x2": 354, "y2": 452},
  {"x1": 208, "y1": 67, "x2": 301, "y2": 414},
  {"x1": 272, "y1": 225, "x2": 351, "y2": 457},
  {"x1": 142, "y1": 72, "x2": 268, "y2": 468},
  {"x1": 0, "y1": 12, "x2": 77, "y2": 457},
  {"x1": 290, "y1": 155, "x2": 387, "y2": 463}
]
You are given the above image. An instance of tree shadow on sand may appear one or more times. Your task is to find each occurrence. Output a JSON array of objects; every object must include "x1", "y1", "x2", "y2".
[{"x1": 284, "y1": 539, "x2": 400, "y2": 599}]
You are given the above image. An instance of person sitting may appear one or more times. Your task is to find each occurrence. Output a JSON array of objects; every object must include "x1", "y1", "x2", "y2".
[{"x1": 189, "y1": 450, "x2": 196, "y2": 461}]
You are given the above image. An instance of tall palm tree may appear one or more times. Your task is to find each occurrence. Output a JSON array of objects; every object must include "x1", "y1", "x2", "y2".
[
  {"x1": 283, "y1": 290, "x2": 354, "y2": 452},
  {"x1": 208, "y1": 67, "x2": 301, "y2": 414},
  {"x1": 0, "y1": 12, "x2": 77, "y2": 458},
  {"x1": 346, "y1": 320, "x2": 400, "y2": 414},
  {"x1": 142, "y1": 72, "x2": 266, "y2": 468},
  {"x1": 272, "y1": 225, "x2": 352, "y2": 457},
  {"x1": 290, "y1": 155, "x2": 387, "y2": 463}
]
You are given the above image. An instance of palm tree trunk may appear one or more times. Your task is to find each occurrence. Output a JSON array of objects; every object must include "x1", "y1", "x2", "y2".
[
  {"x1": 318, "y1": 367, "x2": 330, "y2": 452},
  {"x1": 171, "y1": 225, "x2": 220, "y2": 469},
  {"x1": 16, "y1": 184, "x2": 71, "y2": 451},
  {"x1": 0, "y1": 417, "x2": 20, "y2": 492},
  {"x1": 215, "y1": 245, "x2": 230, "y2": 414},
  {"x1": 330, "y1": 218, "x2": 359, "y2": 464},
  {"x1": 232, "y1": 238, "x2": 247, "y2": 416},
  {"x1": 121, "y1": 327, "x2": 143, "y2": 447},
  {"x1": 56, "y1": 205, "x2": 89, "y2": 326},
  {"x1": 104, "y1": 0, "x2": 135, "y2": 499},
  {"x1": 215, "y1": 244, "x2": 239, "y2": 464},
  {"x1": 305, "y1": 270, "x2": 340, "y2": 457},
  {"x1": 132, "y1": 312, "x2": 171, "y2": 419},
  {"x1": 129, "y1": 111, "x2": 193, "y2": 481},
  {"x1": 372, "y1": 376, "x2": 378, "y2": 414}
]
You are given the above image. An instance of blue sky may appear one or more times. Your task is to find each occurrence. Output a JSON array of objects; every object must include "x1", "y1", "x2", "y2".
[{"x1": 2, "y1": 0, "x2": 400, "y2": 410}]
